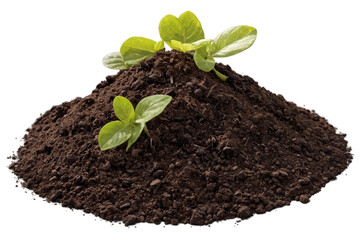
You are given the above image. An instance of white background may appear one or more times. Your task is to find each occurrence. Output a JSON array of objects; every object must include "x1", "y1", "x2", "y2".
[{"x1": 1, "y1": 0, "x2": 359, "y2": 239}]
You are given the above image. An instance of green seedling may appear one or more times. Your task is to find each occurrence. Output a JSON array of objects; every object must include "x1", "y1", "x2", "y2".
[
  {"x1": 103, "y1": 11, "x2": 256, "y2": 81},
  {"x1": 158, "y1": 11, "x2": 257, "y2": 81},
  {"x1": 98, "y1": 95, "x2": 172, "y2": 151}
]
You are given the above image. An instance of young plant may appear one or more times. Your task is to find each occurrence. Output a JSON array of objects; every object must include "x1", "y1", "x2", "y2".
[
  {"x1": 103, "y1": 37, "x2": 164, "y2": 70},
  {"x1": 102, "y1": 11, "x2": 256, "y2": 82},
  {"x1": 158, "y1": 11, "x2": 257, "y2": 81},
  {"x1": 98, "y1": 95, "x2": 172, "y2": 151}
]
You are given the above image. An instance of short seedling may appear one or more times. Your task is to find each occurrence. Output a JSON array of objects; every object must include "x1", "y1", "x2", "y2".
[
  {"x1": 103, "y1": 11, "x2": 257, "y2": 81},
  {"x1": 98, "y1": 95, "x2": 172, "y2": 151},
  {"x1": 158, "y1": 11, "x2": 257, "y2": 80}
]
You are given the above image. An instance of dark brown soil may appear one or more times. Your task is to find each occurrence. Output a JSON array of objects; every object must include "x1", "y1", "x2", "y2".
[{"x1": 9, "y1": 50, "x2": 352, "y2": 226}]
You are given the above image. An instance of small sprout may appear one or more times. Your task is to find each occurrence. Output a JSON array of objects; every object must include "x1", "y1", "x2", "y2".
[
  {"x1": 98, "y1": 95, "x2": 172, "y2": 151},
  {"x1": 158, "y1": 11, "x2": 257, "y2": 81}
]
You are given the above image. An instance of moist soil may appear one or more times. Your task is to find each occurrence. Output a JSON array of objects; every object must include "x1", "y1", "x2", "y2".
[{"x1": 10, "y1": 50, "x2": 352, "y2": 226}]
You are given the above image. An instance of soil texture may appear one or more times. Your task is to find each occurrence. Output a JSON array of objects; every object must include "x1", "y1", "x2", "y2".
[{"x1": 10, "y1": 50, "x2": 352, "y2": 226}]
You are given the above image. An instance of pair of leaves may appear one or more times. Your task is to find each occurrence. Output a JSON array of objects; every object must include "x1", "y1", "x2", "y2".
[
  {"x1": 103, "y1": 37, "x2": 164, "y2": 70},
  {"x1": 98, "y1": 95, "x2": 172, "y2": 151},
  {"x1": 158, "y1": 11, "x2": 257, "y2": 81},
  {"x1": 159, "y1": 11, "x2": 204, "y2": 52}
]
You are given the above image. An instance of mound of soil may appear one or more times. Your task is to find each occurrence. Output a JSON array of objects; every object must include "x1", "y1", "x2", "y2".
[{"x1": 10, "y1": 50, "x2": 352, "y2": 226}]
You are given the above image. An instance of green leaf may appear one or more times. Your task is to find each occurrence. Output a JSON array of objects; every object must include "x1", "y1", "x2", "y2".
[
  {"x1": 178, "y1": 11, "x2": 205, "y2": 43},
  {"x1": 120, "y1": 37, "x2": 157, "y2": 65},
  {"x1": 170, "y1": 40, "x2": 196, "y2": 52},
  {"x1": 135, "y1": 95, "x2": 172, "y2": 123},
  {"x1": 168, "y1": 40, "x2": 182, "y2": 51},
  {"x1": 159, "y1": 11, "x2": 204, "y2": 48},
  {"x1": 102, "y1": 52, "x2": 129, "y2": 70},
  {"x1": 159, "y1": 14, "x2": 183, "y2": 47},
  {"x1": 191, "y1": 39, "x2": 214, "y2": 49},
  {"x1": 126, "y1": 123, "x2": 145, "y2": 151},
  {"x1": 194, "y1": 45, "x2": 215, "y2": 72},
  {"x1": 211, "y1": 25, "x2": 257, "y2": 58},
  {"x1": 154, "y1": 40, "x2": 165, "y2": 52},
  {"x1": 98, "y1": 121, "x2": 132, "y2": 150},
  {"x1": 113, "y1": 96, "x2": 135, "y2": 124}
]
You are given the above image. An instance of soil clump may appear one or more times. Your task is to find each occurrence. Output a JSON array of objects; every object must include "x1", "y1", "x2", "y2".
[{"x1": 10, "y1": 50, "x2": 352, "y2": 226}]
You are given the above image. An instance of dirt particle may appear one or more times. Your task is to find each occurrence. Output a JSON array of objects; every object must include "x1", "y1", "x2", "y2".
[
  {"x1": 299, "y1": 177, "x2": 311, "y2": 185},
  {"x1": 190, "y1": 213, "x2": 204, "y2": 225},
  {"x1": 171, "y1": 218, "x2": 179, "y2": 225},
  {"x1": 194, "y1": 88, "x2": 203, "y2": 97},
  {"x1": 150, "y1": 179, "x2": 161, "y2": 187},
  {"x1": 131, "y1": 149, "x2": 142, "y2": 158},
  {"x1": 124, "y1": 215, "x2": 138, "y2": 226},
  {"x1": 237, "y1": 206, "x2": 253, "y2": 219},
  {"x1": 299, "y1": 195, "x2": 310, "y2": 203},
  {"x1": 131, "y1": 79, "x2": 145, "y2": 90},
  {"x1": 49, "y1": 191, "x2": 61, "y2": 202},
  {"x1": 120, "y1": 202, "x2": 131, "y2": 209}
]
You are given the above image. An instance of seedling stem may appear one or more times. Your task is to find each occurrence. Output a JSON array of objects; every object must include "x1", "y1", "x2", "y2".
[{"x1": 144, "y1": 124, "x2": 150, "y2": 137}]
